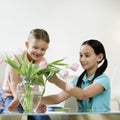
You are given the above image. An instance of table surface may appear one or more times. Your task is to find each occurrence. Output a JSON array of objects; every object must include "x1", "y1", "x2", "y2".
[{"x1": 1, "y1": 108, "x2": 120, "y2": 116}]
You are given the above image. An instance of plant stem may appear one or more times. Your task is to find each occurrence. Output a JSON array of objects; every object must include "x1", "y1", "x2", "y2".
[{"x1": 22, "y1": 83, "x2": 33, "y2": 112}]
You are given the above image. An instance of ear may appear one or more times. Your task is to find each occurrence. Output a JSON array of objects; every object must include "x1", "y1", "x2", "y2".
[
  {"x1": 97, "y1": 53, "x2": 104, "y2": 63},
  {"x1": 25, "y1": 41, "x2": 29, "y2": 49}
]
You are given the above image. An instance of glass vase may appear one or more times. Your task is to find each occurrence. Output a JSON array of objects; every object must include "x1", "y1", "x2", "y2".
[{"x1": 16, "y1": 80, "x2": 44, "y2": 113}]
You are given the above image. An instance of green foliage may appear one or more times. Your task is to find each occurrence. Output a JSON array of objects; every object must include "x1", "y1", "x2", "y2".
[
  {"x1": 5, "y1": 54, "x2": 68, "y2": 111},
  {"x1": 5, "y1": 54, "x2": 68, "y2": 87}
]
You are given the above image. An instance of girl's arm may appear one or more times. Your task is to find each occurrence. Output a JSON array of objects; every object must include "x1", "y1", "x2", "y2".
[
  {"x1": 7, "y1": 67, "x2": 20, "y2": 111},
  {"x1": 41, "y1": 91, "x2": 70, "y2": 105},
  {"x1": 49, "y1": 75, "x2": 104, "y2": 100}
]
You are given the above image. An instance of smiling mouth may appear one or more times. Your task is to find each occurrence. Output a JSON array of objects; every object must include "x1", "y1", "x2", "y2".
[
  {"x1": 81, "y1": 63, "x2": 87, "y2": 67},
  {"x1": 33, "y1": 53, "x2": 42, "y2": 58}
]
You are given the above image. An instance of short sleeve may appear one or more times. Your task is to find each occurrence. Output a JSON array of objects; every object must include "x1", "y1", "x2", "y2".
[{"x1": 93, "y1": 74, "x2": 110, "y2": 90}]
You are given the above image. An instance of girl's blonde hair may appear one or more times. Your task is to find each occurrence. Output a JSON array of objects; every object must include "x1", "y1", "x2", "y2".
[{"x1": 28, "y1": 28, "x2": 50, "y2": 43}]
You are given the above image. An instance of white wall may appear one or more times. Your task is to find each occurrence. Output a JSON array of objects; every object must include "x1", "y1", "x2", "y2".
[{"x1": 0, "y1": 0, "x2": 120, "y2": 97}]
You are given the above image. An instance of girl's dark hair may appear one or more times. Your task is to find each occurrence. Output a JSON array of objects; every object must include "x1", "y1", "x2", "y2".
[
  {"x1": 77, "y1": 39, "x2": 108, "y2": 102},
  {"x1": 28, "y1": 28, "x2": 50, "y2": 43}
]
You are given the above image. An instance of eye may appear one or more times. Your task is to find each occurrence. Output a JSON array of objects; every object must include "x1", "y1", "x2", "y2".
[
  {"x1": 85, "y1": 54, "x2": 90, "y2": 58},
  {"x1": 79, "y1": 53, "x2": 83, "y2": 58},
  {"x1": 33, "y1": 46, "x2": 39, "y2": 49},
  {"x1": 41, "y1": 48, "x2": 46, "y2": 52}
]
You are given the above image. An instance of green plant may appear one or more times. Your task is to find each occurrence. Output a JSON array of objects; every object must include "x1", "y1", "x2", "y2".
[{"x1": 5, "y1": 54, "x2": 68, "y2": 112}]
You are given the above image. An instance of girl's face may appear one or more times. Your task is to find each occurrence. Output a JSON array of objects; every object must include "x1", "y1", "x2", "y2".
[
  {"x1": 79, "y1": 44, "x2": 103, "y2": 73},
  {"x1": 25, "y1": 39, "x2": 49, "y2": 62}
]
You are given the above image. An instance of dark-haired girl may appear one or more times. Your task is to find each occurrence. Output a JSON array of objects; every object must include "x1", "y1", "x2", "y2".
[{"x1": 41, "y1": 39, "x2": 111, "y2": 112}]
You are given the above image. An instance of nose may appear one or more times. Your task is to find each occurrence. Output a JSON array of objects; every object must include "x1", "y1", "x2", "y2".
[
  {"x1": 80, "y1": 56, "x2": 86, "y2": 62},
  {"x1": 38, "y1": 49, "x2": 45, "y2": 55}
]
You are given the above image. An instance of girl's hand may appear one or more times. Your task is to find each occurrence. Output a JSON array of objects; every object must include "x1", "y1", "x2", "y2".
[
  {"x1": 7, "y1": 98, "x2": 19, "y2": 112},
  {"x1": 7, "y1": 105, "x2": 18, "y2": 112},
  {"x1": 36, "y1": 104, "x2": 47, "y2": 113}
]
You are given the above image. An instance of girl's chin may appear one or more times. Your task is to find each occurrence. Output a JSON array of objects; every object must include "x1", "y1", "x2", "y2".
[{"x1": 82, "y1": 66, "x2": 88, "y2": 70}]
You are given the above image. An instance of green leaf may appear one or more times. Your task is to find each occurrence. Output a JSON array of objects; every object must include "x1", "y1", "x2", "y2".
[
  {"x1": 20, "y1": 56, "x2": 28, "y2": 75},
  {"x1": 49, "y1": 59, "x2": 65, "y2": 64},
  {"x1": 5, "y1": 58, "x2": 21, "y2": 74},
  {"x1": 46, "y1": 69, "x2": 56, "y2": 80},
  {"x1": 14, "y1": 54, "x2": 22, "y2": 66},
  {"x1": 26, "y1": 62, "x2": 33, "y2": 77},
  {"x1": 35, "y1": 76, "x2": 44, "y2": 85},
  {"x1": 31, "y1": 65, "x2": 41, "y2": 76}
]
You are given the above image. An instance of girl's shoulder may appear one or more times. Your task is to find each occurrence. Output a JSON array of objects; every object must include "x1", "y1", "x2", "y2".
[
  {"x1": 7, "y1": 51, "x2": 25, "y2": 66},
  {"x1": 96, "y1": 73, "x2": 110, "y2": 81},
  {"x1": 94, "y1": 74, "x2": 110, "y2": 89}
]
